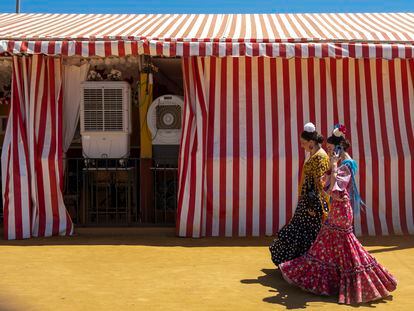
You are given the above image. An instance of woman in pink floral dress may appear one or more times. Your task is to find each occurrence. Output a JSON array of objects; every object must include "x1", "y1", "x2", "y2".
[{"x1": 279, "y1": 125, "x2": 397, "y2": 304}]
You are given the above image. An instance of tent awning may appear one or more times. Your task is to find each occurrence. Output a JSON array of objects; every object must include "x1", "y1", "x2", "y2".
[{"x1": 0, "y1": 13, "x2": 414, "y2": 58}]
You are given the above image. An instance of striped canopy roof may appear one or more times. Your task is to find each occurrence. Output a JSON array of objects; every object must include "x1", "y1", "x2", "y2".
[
  {"x1": 1, "y1": 13, "x2": 414, "y2": 42},
  {"x1": 0, "y1": 13, "x2": 414, "y2": 58}
]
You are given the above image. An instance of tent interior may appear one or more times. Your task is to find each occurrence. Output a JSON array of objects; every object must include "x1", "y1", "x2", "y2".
[{"x1": 0, "y1": 54, "x2": 184, "y2": 228}]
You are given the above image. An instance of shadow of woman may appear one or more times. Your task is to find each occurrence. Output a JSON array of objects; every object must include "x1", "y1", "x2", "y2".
[{"x1": 241, "y1": 268, "x2": 393, "y2": 309}]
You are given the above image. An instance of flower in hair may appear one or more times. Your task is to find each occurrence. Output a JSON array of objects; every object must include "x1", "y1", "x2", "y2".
[
  {"x1": 304, "y1": 122, "x2": 316, "y2": 133},
  {"x1": 333, "y1": 124, "x2": 347, "y2": 137}
]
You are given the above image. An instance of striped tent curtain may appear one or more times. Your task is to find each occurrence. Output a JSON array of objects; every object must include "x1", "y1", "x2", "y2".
[
  {"x1": 177, "y1": 56, "x2": 414, "y2": 237},
  {"x1": 1, "y1": 55, "x2": 74, "y2": 240}
]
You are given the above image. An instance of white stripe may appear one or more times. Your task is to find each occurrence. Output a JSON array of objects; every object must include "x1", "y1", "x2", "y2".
[
  {"x1": 225, "y1": 57, "x2": 233, "y2": 237},
  {"x1": 263, "y1": 59, "x2": 274, "y2": 235},
  {"x1": 405, "y1": 62, "x2": 414, "y2": 234},
  {"x1": 369, "y1": 59, "x2": 389, "y2": 235},
  {"x1": 251, "y1": 57, "x2": 260, "y2": 236},
  {"x1": 212, "y1": 58, "x2": 221, "y2": 236},
  {"x1": 359, "y1": 59, "x2": 376, "y2": 235},
  {"x1": 288, "y1": 59, "x2": 299, "y2": 218},
  {"x1": 347, "y1": 59, "x2": 361, "y2": 235},
  {"x1": 394, "y1": 59, "x2": 408, "y2": 234},
  {"x1": 238, "y1": 57, "x2": 247, "y2": 236},
  {"x1": 276, "y1": 58, "x2": 286, "y2": 228},
  {"x1": 133, "y1": 14, "x2": 170, "y2": 37},
  {"x1": 186, "y1": 14, "x2": 207, "y2": 39},
  {"x1": 175, "y1": 14, "x2": 198, "y2": 38}
]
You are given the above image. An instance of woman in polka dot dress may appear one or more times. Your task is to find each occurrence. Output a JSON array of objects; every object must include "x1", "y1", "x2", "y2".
[
  {"x1": 269, "y1": 122, "x2": 330, "y2": 266},
  {"x1": 279, "y1": 125, "x2": 397, "y2": 304}
]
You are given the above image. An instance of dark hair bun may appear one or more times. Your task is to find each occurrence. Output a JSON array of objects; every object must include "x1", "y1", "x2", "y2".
[{"x1": 301, "y1": 131, "x2": 324, "y2": 144}]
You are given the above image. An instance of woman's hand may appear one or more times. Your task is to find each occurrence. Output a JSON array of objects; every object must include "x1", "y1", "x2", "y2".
[{"x1": 330, "y1": 152, "x2": 340, "y2": 169}]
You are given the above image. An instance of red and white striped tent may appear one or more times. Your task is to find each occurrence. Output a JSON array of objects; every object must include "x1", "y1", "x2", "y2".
[{"x1": 0, "y1": 13, "x2": 413, "y2": 239}]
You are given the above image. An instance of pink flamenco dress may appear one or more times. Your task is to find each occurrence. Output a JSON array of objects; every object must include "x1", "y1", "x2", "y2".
[{"x1": 279, "y1": 159, "x2": 397, "y2": 304}]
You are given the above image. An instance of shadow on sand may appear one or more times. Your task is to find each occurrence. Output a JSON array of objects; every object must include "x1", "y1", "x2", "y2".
[{"x1": 241, "y1": 268, "x2": 394, "y2": 309}]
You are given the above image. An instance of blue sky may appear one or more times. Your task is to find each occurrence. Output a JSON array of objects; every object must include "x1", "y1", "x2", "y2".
[{"x1": 0, "y1": 0, "x2": 414, "y2": 14}]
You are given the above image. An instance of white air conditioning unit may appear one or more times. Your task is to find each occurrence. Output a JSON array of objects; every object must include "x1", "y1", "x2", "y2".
[
  {"x1": 80, "y1": 81, "x2": 131, "y2": 158},
  {"x1": 147, "y1": 95, "x2": 184, "y2": 145}
]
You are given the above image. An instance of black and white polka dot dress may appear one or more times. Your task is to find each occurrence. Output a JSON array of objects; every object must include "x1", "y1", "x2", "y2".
[{"x1": 269, "y1": 149, "x2": 330, "y2": 266}]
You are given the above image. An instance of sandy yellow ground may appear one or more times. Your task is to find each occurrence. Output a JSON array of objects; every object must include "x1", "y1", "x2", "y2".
[{"x1": 0, "y1": 227, "x2": 413, "y2": 311}]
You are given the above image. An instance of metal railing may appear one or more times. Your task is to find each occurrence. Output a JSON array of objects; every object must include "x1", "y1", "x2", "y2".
[
  {"x1": 151, "y1": 163, "x2": 178, "y2": 225},
  {"x1": 63, "y1": 158, "x2": 141, "y2": 226},
  {"x1": 64, "y1": 157, "x2": 180, "y2": 226}
]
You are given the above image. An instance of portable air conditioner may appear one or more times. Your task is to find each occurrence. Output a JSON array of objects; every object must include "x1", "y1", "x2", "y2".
[
  {"x1": 80, "y1": 81, "x2": 131, "y2": 159},
  {"x1": 147, "y1": 95, "x2": 184, "y2": 166},
  {"x1": 147, "y1": 95, "x2": 184, "y2": 146}
]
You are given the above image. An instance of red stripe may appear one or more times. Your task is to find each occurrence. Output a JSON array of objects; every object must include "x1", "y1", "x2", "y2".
[
  {"x1": 330, "y1": 58, "x2": 339, "y2": 123},
  {"x1": 20, "y1": 41, "x2": 28, "y2": 53},
  {"x1": 184, "y1": 58, "x2": 199, "y2": 237},
  {"x1": 12, "y1": 58, "x2": 24, "y2": 239},
  {"x1": 118, "y1": 41, "x2": 125, "y2": 57},
  {"x1": 354, "y1": 59, "x2": 369, "y2": 235},
  {"x1": 245, "y1": 57, "x2": 254, "y2": 236},
  {"x1": 342, "y1": 59, "x2": 352, "y2": 156},
  {"x1": 282, "y1": 59, "x2": 293, "y2": 222},
  {"x1": 388, "y1": 60, "x2": 407, "y2": 235},
  {"x1": 363, "y1": 58, "x2": 383, "y2": 235},
  {"x1": 232, "y1": 58, "x2": 240, "y2": 236},
  {"x1": 36, "y1": 56, "x2": 48, "y2": 237},
  {"x1": 307, "y1": 57, "x2": 316, "y2": 123},
  {"x1": 206, "y1": 57, "x2": 216, "y2": 236},
  {"x1": 131, "y1": 41, "x2": 138, "y2": 55},
  {"x1": 321, "y1": 44, "x2": 329, "y2": 58},
  {"x1": 88, "y1": 41, "x2": 96, "y2": 56},
  {"x1": 186, "y1": 134, "x2": 197, "y2": 237},
  {"x1": 408, "y1": 60, "x2": 414, "y2": 231},
  {"x1": 199, "y1": 42, "x2": 206, "y2": 57},
  {"x1": 183, "y1": 42, "x2": 190, "y2": 57},
  {"x1": 270, "y1": 58, "x2": 279, "y2": 234},
  {"x1": 319, "y1": 59, "x2": 328, "y2": 138},
  {"x1": 58, "y1": 65, "x2": 71, "y2": 236},
  {"x1": 47, "y1": 58, "x2": 60, "y2": 236},
  {"x1": 266, "y1": 44, "x2": 272, "y2": 57},
  {"x1": 20, "y1": 58, "x2": 32, "y2": 235},
  {"x1": 189, "y1": 58, "x2": 208, "y2": 236},
  {"x1": 3, "y1": 144, "x2": 11, "y2": 239},
  {"x1": 239, "y1": 43, "x2": 246, "y2": 56},
  {"x1": 252, "y1": 43, "x2": 259, "y2": 56},
  {"x1": 7, "y1": 40, "x2": 15, "y2": 53},
  {"x1": 32, "y1": 41, "x2": 41, "y2": 54},
  {"x1": 376, "y1": 58, "x2": 395, "y2": 235},
  {"x1": 226, "y1": 42, "x2": 232, "y2": 56},
  {"x1": 156, "y1": 42, "x2": 163, "y2": 56},
  {"x1": 219, "y1": 58, "x2": 227, "y2": 236},
  {"x1": 258, "y1": 57, "x2": 267, "y2": 235},
  {"x1": 75, "y1": 42, "x2": 82, "y2": 56},
  {"x1": 61, "y1": 41, "x2": 68, "y2": 56},
  {"x1": 48, "y1": 41, "x2": 55, "y2": 55},
  {"x1": 104, "y1": 41, "x2": 112, "y2": 57},
  {"x1": 212, "y1": 42, "x2": 219, "y2": 57},
  {"x1": 176, "y1": 58, "x2": 193, "y2": 235},
  {"x1": 295, "y1": 58, "x2": 305, "y2": 198},
  {"x1": 143, "y1": 41, "x2": 150, "y2": 55},
  {"x1": 397, "y1": 59, "x2": 411, "y2": 234},
  {"x1": 169, "y1": 42, "x2": 176, "y2": 57}
]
